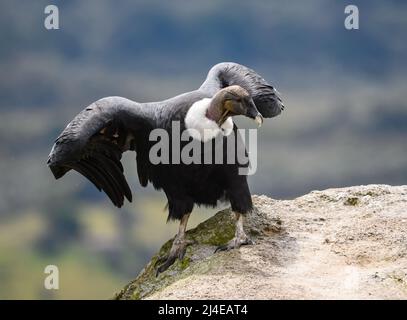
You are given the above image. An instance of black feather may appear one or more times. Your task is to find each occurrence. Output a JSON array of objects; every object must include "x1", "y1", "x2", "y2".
[
  {"x1": 82, "y1": 159, "x2": 122, "y2": 207},
  {"x1": 48, "y1": 63, "x2": 282, "y2": 218},
  {"x1": 73, "y1": 162, "x2": 102, "y2": 192},
  {"x1": 99, "y1": 154, "x2": 132, "y2": 202},
  {"x1": 93, "y1": 154, "x2": 131, "y2": 203},
  {"x1": 200, "y1": 62, "x2": 284, "y2": 118}
]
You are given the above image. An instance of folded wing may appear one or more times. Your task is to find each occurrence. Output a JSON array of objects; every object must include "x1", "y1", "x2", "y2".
[{"x1": 200, "y1": 62, "x2": 284, "y2": 118}]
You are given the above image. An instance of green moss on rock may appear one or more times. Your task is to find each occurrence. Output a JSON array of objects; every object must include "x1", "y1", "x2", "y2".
[
  {"x1": 114, "y1": 208, "x2": 237, "y2": 300},
  {"x1": 188, "y1": 208, "x2": 235, "y2": 245},
  {"x1": 114, "y1": 198, "x2": 280, "y2": 300},
  {"x1": 344, "y1": 197, "x2": 360, "y2": 206}
]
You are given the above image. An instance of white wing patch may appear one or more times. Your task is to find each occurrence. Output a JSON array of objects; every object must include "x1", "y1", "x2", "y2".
[{"x1": 185, "y1": 98, "x2": 234, "y2": 142}]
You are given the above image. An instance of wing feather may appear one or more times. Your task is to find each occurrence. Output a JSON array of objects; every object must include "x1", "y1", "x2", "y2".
[
  {"x1": 73, "y1": 162, "x2": 102, "y2": 192},
  {"x1": 200, "y1": 62, "x2": 284, "y2": 118},
  {"x1": 82, "y1": 158, "x2": 122, "y2": 207},
  {"x1": 47, "y1": 96, "x2": 155, "y2": 208},
  {"x1": 99, "y1": 154, "x2": 132, "y2": 202}
]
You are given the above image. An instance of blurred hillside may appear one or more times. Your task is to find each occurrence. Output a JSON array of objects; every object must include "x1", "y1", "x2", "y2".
[{"x1": 0, "y1": 0, "x2": 406, "y2": 299}]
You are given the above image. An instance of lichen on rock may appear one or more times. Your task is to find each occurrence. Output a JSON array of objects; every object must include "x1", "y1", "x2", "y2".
[{"x1": 114, "y1": 202, "x2": 282, "y2": 300}]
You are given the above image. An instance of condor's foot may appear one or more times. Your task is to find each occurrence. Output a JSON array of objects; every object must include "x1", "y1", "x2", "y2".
[
  {"x1": 155, "y1": 213, "x2": 192, "y2": 276},
  {"x1": 215, "y1": 211, "x2": 255, "y2": 253},
  {"x1": 215, "y1": 233, "x2": 254, "y2": 252},
  {"x1": 155, "y1": 237, "x2": 193, "y2": 276}
]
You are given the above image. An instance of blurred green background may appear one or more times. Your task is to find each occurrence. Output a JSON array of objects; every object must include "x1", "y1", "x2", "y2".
[{"x1": 0, "y1": 0, "x2": 406, "y2": 299}]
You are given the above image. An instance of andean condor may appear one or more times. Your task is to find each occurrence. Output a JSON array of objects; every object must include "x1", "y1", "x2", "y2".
[{"x1": 47, "y1": 62, "x2": 284, "y2": 275}]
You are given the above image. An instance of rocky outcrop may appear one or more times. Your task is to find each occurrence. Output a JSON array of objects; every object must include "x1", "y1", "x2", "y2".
[{"x1": 115, "y1": 185, "x2": 407, "y2": 300}]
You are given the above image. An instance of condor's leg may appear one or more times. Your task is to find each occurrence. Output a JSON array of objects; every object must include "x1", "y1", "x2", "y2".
[
  {"x1": 215, "y1": 211, "x2": 254, "y2": 252},
  {"x1": 156, "y1": 213, "x2": 191, "y2": 275},
  {"x1": 215, "y1": 178, "x2": 254, "y2": 252}
]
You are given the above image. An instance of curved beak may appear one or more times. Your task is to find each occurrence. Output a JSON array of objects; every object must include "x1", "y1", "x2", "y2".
[{"x1": 246, "y1": 99, "x2": 263, "y2": 127}]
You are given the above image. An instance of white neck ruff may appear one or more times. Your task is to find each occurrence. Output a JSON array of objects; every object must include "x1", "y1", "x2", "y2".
[{"x1": 184, "y1": 98, "x2": 234, "y2": 142}]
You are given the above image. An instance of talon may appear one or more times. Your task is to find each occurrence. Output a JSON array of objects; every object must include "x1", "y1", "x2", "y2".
[
  {"x1": 178, "y1": 247, "x2": 187, "y2": 260},
  {"x1": 155, "y1": 245, "x2": 188, "y2": 276},
  {"x1": 155, "y1": 239, "x2": 192, "y2": 276},
  {"x1": 156, "y1": 255, "x2": 177, "y2": 276},
  {"x1": 154, "y1": 255, "x2": 168, "y2": 268},
  {"x1": 246, "y1": 238, "x2": 255, "y2": 245},
  {"x1": 214, "y1": 244, "x2": 229, "y2": 253},
  {"x1": 214, "y1": 235, "x2": 253, "y2": 253},
  {"x1": 214, "y1": 212, "x2": 254, "y2": 253}
]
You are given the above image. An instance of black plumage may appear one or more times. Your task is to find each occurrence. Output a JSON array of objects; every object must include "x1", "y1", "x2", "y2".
[{"x1": 47, "y1": 62, "x2": 284, "y2": 274}]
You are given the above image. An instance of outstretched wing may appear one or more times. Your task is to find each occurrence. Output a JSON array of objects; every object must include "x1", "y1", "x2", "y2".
[
  {"x1": 200, "y1": 62, "x2": 284, "y2": 118},
  {"x1": 47, "y1": 96, "x2": 156, "y2": 208}
]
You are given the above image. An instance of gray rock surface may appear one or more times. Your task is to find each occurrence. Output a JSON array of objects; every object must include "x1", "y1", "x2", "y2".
[{"x1": 115, "y1": 185, "x2": 407, "y2": 300}]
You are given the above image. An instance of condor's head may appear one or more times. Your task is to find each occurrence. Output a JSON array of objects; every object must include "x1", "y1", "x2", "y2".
[{"x1": 206, "y1": 85, "x2": 263, "y2": 127}]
